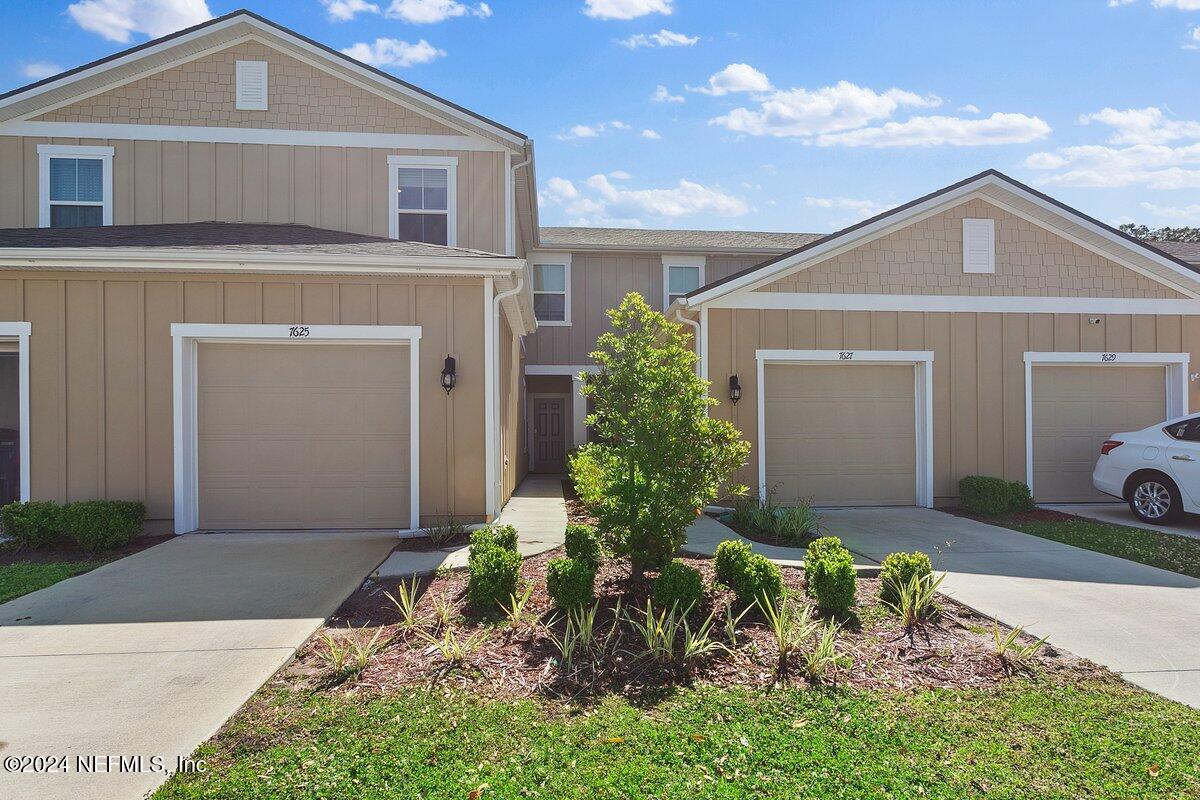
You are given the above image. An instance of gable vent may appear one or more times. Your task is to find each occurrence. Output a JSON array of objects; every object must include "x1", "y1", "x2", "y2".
[
  {"x1": 235, "y1": 61, "x2": 268, "y2": 111},
  {"x1": 962, "y1": 218, "x2": 995, "y2": 274}
]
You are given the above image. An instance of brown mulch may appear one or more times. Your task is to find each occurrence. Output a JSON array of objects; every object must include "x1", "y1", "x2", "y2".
[
  {"x1": 710, "y1": 511, "x2": 810, "y2": 549},
  {"x1": 943, "y1": 506, "x2": 1079, "y2": 525},
  {"x1": 0, "y1": 533, "x2": 173, "y2": 566},
  {"x1": 563, "y1": 480, "x2": 598, "y2": 526},
  {"x1": 288, "y1": 548, "x2": 1103, "y2": 703}
]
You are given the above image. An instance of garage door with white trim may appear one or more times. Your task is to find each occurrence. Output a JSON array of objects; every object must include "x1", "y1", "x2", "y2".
[
  {"x1": 197, "y1": 342, "x2": 411, "y2": 529},
  {"x1": 763, "y1": 363, "x2": 916, "y2": 506},
  {"x1": 1032, "y1": 365, "x2": 1165, "y2": 503}
]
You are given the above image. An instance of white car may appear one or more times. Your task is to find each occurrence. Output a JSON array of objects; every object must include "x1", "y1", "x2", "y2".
[{"x1": 1093, "y1": 413, "x2": 1200, "y2": 524}]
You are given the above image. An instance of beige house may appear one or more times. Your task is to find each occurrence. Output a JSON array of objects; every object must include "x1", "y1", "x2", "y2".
[{"x1": 0, "y1": 11, "x2": 1198, "y2": 535}]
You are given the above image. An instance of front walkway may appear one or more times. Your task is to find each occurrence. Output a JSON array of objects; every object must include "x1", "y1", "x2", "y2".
[{"x1": 0, "y1": 530, "x2": 396, "y2": 800}]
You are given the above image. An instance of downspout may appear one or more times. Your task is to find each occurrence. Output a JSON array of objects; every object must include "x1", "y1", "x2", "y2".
[
  {"x1": 491, "y1": 274, "x2": 525, "y2": 517},
  {"x1": 674, "y1": 300, "x2": 703, "y2": 378},
  {"x1": 506, "y1": 152, "x2": 532, "y2": 256}
]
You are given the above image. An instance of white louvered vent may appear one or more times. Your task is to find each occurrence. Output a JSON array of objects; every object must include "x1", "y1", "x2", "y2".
[
  {"x1": 235, "y1": 61, "x2": 268, "y2": 111},
  {"x1": 962, "y1": 218, "x2": 995, "y2": 274}
]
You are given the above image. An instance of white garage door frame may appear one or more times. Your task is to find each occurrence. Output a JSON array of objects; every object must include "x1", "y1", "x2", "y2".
[
  {"x1": 171, "y1": 323, "x2": 422, "y2": 534},
  {"x1": 755, "y1": 349, "x2": 936, "y2": 508},
  {"x1": 1023, "y1": 350, "x2": 1189, "y2": 496}
]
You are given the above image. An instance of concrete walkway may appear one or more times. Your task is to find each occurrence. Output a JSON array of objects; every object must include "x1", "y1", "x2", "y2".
[
  {"x1": 0, "y1": 530, "x2": 396, "y2": 800},
  {"x1": 374, "y1": 474, "x2": 568, "y2": 579},
  {"x1": 819, "y1": 507, "x2": 1200, "y2": 709},
  {"x1": 1042, "y1": 502, "x2": 1200, "y2": 542}
]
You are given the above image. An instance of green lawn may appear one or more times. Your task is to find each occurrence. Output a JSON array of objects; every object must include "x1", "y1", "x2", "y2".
[
  {"x1": 156, "y1": 680, "x2": 1198, "y2": 799},
  {"x1": 987, "y1": 516, "x2": 1200, "y2": 578},
  {"x1": 0, "y1": 559, "x2": 105, "y2": 603}
]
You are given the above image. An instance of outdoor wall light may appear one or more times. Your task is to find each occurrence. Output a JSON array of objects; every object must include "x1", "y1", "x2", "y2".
[
  {"x1": 441, "y1": 356, "x2": 457, "y2": 394},
  {"x1": 728, "y1": 374, "x2": 742, "y2": 405}
]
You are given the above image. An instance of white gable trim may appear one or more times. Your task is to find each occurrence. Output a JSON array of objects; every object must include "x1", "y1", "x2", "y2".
[{"x1": 685, "y1": 174, "x2": 1200, "y2": 306}]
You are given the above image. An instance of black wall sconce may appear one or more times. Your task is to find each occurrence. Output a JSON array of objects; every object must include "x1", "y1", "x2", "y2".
[
  {"x1": 441, "y1": 356, "x2": 457, "y2": 394},
  {"x1": 728, "y1": 374, "x2": 742, "y2": 405}
]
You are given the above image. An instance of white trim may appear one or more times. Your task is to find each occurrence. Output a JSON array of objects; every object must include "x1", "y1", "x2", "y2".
[
  {"x1": 755, "y1": 349, "x2": 935, "y2": 508},
  {"x1": 571, "y1": 376, "x2": 588, "y2": 448},
  {"x1": 483, "y1": 276, "x2": 497, "y2": 519},
  {"x1": 0, "y1": 322, "x2": 32, "y2": 503},
  {"x1": 0, "y1": 120, "x2": 511, "y2": 152},
  {"x1": 705, "y1": 291, "x2": 1200, "y2": 315},
  {"x1": 234, "y1": 60, "x2": 268, "y2": 110},
  {"x1": 387, "y1": 155, "x2": 457, "y2": 247},
  {"x1": 37, "y1": 144, "x2": 114, "y2": 228},
  {"x1": 530, "y1": 252, "x2": 572, "y2": 327},
  {"x1": 524, "y1": 364, "x2": 600, "y2": 376},
  {"x1": 169, "y1": 323, "x2": 422, "y2": 534},
  {"x1": 662, "y1": 255, "x2": 705, "y2": 311},
  {"x1": 1022, "y1": 351, "x2": 1190, "y2": 496},
  {"x1": 527, "y1": 392, "x2": 571, "y2": 471}
]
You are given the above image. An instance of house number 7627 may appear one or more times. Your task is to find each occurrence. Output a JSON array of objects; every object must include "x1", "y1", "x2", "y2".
[
  {"x1": 289, "y1": 326, "x2": 310, "y2": 338},
  {"x1": 838, "y1": 351, "x2": 854, "y2": 360}
]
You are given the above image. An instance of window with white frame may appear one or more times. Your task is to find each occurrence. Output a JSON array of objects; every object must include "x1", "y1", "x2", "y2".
[
  {"x1": 38, "y1": 144, "x2": 113, "y2": 228},
  {"x1": 531, "y1": 254, "x2": 571, "y2": 325},
  {"x1": 388, "y1": 155, "x2": 456, "y2": 246},
  {"x1": 662, "y1": 256, "x2": 705, "y2": 309}
]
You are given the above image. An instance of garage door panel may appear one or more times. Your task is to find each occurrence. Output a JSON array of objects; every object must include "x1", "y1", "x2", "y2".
[
  {"x1": 763, "y1": 363, "x2": 916, "y2": 507},
  {"x1": 1032, "y1": 365, "x2": 1165, "y2": 502},
  {"x1": 198, "y1": 342, "x2": 411, "y2": 530}
]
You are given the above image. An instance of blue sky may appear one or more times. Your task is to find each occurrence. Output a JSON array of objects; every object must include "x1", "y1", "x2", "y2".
[{"x1": 4, "y1": 0, "x2": 1200, "y2": 233}]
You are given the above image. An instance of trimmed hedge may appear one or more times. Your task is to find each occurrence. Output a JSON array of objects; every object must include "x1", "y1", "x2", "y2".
[
  {"x1": 467, "y1": 524, "x2": 522, "y2": 610},
  {"x1": 471, "y1": 524, "x2": 518, "y2": 554},
  {"x1": 879, "y1": 551, "x2": 932, "y2": 607},
  {"x1": 959, "y1": 476, "x2": 1034, "y2": 516},
  {"x1": 738, "y1": 554, "x2": 783, "y2": 607},
  {"x1": 1, "y1": 499, "x2": 145, "y2": 552},
  {"x1": 547, "y1": 556, "x2": 596, "y2": 609},
  {"x1": 713, "y1": 539, "x2": 752, "y2": 588},
  {"x1": 1, "y1": 501, "x2": 65, "y2": 549},
  {"x1": 564, "y1": 523, "x2": 601, "y2": 570},
  {"x1": 653, "y1": 559, "x2": 704, "y2": 611},
  {"x1": 804, "y1": 536, "x2": 856, "y2": 614}
]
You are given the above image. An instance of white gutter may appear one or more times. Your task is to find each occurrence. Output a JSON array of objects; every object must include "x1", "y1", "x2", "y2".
[
  {"x1": 490, "y1": 276, "x2": 525, "y2": 516},
  {"x1": 505, "y1": 151, "x2": 532, "y2": 257},
  {"x1": 673, "y1": 301, "x2": 703, "y2": 379}
]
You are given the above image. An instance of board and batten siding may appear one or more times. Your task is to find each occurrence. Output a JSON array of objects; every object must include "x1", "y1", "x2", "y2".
[
  {"x1": 707, "y1": 308, "x2": 1200, "y2": 504},
  {"x1": 0, "y1": 271, "x2": 491, "y2": 529},
  {"x1": 524, "y1": 251, "x2": 765, "y2": 365},
  {"x1": 0, "y1": 136, "x2": 508, "y2": 254}
]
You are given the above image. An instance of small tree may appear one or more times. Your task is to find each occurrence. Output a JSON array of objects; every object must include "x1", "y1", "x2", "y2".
[{"x1": 569, "y1": 292, "x2": 750, "y2": 578}]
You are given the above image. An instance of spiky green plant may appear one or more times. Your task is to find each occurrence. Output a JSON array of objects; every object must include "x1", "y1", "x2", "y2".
[{"x1": 756, "y1": 592, "x2": 819, "y2": 680}]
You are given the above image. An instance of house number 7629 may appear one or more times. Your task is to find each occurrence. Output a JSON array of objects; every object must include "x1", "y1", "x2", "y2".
[{"x1": 289, "y1": 326, "x2": 310, "y2": 338}]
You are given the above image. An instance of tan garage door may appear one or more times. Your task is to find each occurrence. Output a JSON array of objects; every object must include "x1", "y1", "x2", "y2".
[
  {"x1": 1032, "y1": 365, "x2": 1165, "y2": 502},
  {"x1": 198, "y1": 342, "x2": 411, "y2": 529},
  {"x1": 763, "y1": 363, "x2": 916, "y2": 506}
]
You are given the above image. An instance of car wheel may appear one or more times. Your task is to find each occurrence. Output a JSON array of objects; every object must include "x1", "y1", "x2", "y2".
[{"x1": 1128, "y1": 475, "x2": 1183, "y2": 524}]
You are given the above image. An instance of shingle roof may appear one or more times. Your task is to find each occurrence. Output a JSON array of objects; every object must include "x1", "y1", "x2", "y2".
[
  {"x1": 538, "y1": 227, "x2": 823, "y2": 253},
  {"x1": 1149, "y1": 240, "x2": 1200, "y2": 266},
  {"x1": 0, "y1": 222, "x2": 513, "y2": 259}
]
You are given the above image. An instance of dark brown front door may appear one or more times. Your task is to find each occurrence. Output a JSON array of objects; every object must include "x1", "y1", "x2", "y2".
[{"x1": 532, "y1": 397, "x2": 566, "y2": 473}]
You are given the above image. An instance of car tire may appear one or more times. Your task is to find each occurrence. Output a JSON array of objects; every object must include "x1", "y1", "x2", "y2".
[{"x1": 1127, "y1": 474, "x2": 1183, "y2": 525}]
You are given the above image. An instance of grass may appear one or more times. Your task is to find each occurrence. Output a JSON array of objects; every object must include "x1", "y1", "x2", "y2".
[
  {"x1": 987, "y1": 516, "x2": 1200, "y2": 579},
  {"x1": 155, "y1": 680, "x2": 1199, "y2": 799},
  {"x1": 0, "y1": 559, "x2": 105, "y2": 603}
]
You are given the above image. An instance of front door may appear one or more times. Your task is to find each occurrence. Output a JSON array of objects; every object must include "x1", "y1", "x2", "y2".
[{"x1": 532, "y1": 397, "x2": 566, "y2": 473}]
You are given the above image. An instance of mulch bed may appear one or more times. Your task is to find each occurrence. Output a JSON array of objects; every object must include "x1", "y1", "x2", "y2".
[
  {"x1": 563, "y1": 480, "x2": 597, "y2": 527},
  {"x1": 943, "y1": 505, "x2": 1079, "y2": 525},
  {"x1": 288, "y1": 547, "x2": 1103, "y2": 703},
  {"x1": 0, "y1": 533, "x2": 174, "y2": 567},
  {"x1": 709, "y1": 511, "x2": 811, "y2": 549}
]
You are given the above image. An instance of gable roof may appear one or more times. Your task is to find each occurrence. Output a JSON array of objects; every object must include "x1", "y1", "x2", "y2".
[
  {"x1": 0, "y1": 9, "x2": 527, "y2": 147},
  {"x1": 538, "y1": 227, "x2": 823, "y2": 254},
  {"x1": 1152, "y1": 240, "x2": 1200, "y2": 266},
  {"x1": 685, "y1": 169, "x2": 1200, "y2": 304}
]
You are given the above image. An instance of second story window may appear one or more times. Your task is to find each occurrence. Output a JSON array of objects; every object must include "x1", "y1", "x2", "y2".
[
  {"x1": 662, "y1": 256, "x2": 705, "y2": 309},
  {"x1": 388, "y1": 155, "x2": 457, "y2": 246},
  {"x1": 38, "y1": 144, "x2": 113, "y2": 229},
  {"x1": 531, "y1": 254, "x2": 571, "y2": 325}
]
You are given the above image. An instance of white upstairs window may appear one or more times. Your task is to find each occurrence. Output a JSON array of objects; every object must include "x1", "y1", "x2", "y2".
[
  {"x1": 235, "y1": 60, "x2": 268, "y2": 110},
  {"x1": 37, "y1": 144, "x2": 113, "y2": 228},
  {"x1": 531, "y1": 256, "x2": 571, "y2": 326},
  {"x1": 388, "y1": 156, "x2": 457, "y2": 246},
  {"x1": 662, "y1": 255, "x2": 705, "y2": 309},
  {"x1": 962, "y1": 218, "x2": 995, "y2": 274}
]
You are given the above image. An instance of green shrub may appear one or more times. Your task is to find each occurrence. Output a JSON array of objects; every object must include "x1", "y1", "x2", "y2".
[
  {"x1": 653, "y1": 559, "x2": 704, "y2": 611},
  {"x1": 470, "y1": 523, "x2": 518, "y2": 554},
  {"x1": 466, "y1": 536, "x2": 522, "y2": 611},
  {"x1": 0, "y1": 501, "x2": 64, "y2": 549},
  {"x1": 546, "y1": 556, "x2": 595, "y2": 609},
  {"x1": 564, "y1": 523, "x2": 601, "y2": 569},
  {"x1": 1007, "y1": 480, "x2": 1034, "y2": 512},
  {"x1": 62, "y1": 500, "x2": 145, "y2": 552},
  {"x1": 737, "y1": 554, "x2": 783, "y2": 607},
  {"x1": 879, "y1": 551, "x2": 932, "y2": 607},
  {"x1": 959, "y1": 476, "x2": 1033, "y2": 516},
  {"x1": 713, "y1": 539, "x2": 752, "y2": 588},
  {"x1": 804, "y1": 536, "x2": 856, "y2": 614},
  {"x1": 729, "y1": 490, "x2": 821, "y2": 545}
]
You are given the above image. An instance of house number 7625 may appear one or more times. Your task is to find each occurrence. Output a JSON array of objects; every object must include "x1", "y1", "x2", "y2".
[{"x1": 289, "y1": 326, "x2": 310, "y2": 338}]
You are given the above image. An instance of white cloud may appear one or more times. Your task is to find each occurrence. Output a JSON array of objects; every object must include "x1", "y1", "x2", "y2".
[
  {"x1": 583, "y1": 0, "x2": 672, "y2": 20},
  {"x1": 1139, "y1": 201, "x2": 1200, "y2": 222},
  {"x1": 641, "y1": 128, "x2": 662, "y2": 139},
  {"x1": 321, "y1": 0, "x2": 380, "y2": 20},
  {"x1": 385, "y1": 0, "x2": 491, "y2": 23},
  {"x1": 555, "y1": 121, "x2": 637, "y2": 140},
  {"x1": 1111, "y1": 0, "x2": 1200, "y2": 8},
  {"x1": 688, "y1": 63, "x2": 772, "y2": 96},
  {"x1": 1080, "y1": 107, "x2": 1200, "y2": 144},
  {"x1": 21, "y1": 62, "x2": 64, "y2": 80},
  {"x1": 608, "y1": 170, "x2": 632, "y2": 179},
  {"x1": 540, "y1": 172, "x2": 748, "y2": 226},
  {"x1": 609, "y1": 120, "x2": 631, "y2": 130},
  {"x1": 651, "y1": 84, "x2": 684, "y2": 103},
  {"x1": 959, "y1": 103, "x2": 981, "y2": 114},
  {"x1": 710, "y1": 79, "x2": 940, "y2": 137},
  {"x1": 67, "y1": 0, "x2": 211, "y2": 43},
  {"x1": 1189, "y1": 25, "x2": 1200, "y2": 47},
  {"x1": 618, "y1": 29, "x2": 698, "y2": 48},
  {"x1": 803, "y1": 196, "x2": 888, "y2": 218},
  {"x1": 816, "y1": 112, "x2": 1051, "y2": 147},
  {"x1": 341, "y1": 38, "x2": 446, "y2": 68}
]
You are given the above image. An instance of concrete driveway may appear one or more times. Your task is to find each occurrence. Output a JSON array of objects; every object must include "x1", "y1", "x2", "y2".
[
  {"x1": 0, "y1": 530, "x2": 395, "y2": 800},
  {"x1": 823, "y1": 507, "x2": 1200, "y2": 709}
]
